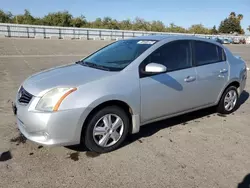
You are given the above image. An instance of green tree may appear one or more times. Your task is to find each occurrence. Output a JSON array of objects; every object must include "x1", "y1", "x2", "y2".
[
  {"x1": 15, "y1": 9, "x2": 35, "y2": 24},
  {"x1": 150, "y1": 20, "x2": 165, "y2": 32},
  {"x1": 0, "y1": 9, "x2": 13, "y2": 23},
  {"x1": 237, "y1": 14, "x2": 243, "y2": 21},
  {"x1": 229, "y1": 12, "x2": 236, "y2": 18},
  {"x1": 132, "y1": 17, "x2": 150, "y2": 31},
  {"x1": 218, "y1": 12, "x2": 244, "y2": 34},
  {"x1": 90, "y1": 18, "x2": 103, "y2": 28},
  {"x1": 119, "y1": 19, "x2": 132, "y2": 30},
  {"x1": 70, "y1": 15, "x2": 86, "y2": 27},
  {"x1": 33, "y1": 17, "x2": 45, "y2": 25},
  {"x1": 248, "y1": 26, "x2": 250, "y2": 32},
  {"x1": 189, "y1": 24, "x2": 210, "y2": 34},
  {"x1": 102, "y1": 17, "x2": 119, "y2": 29},
  {"x1": 211, "y1": 25, "x2": 218, "y2": 34},
  {"x1": 166, "y1": 23, "x2": 187, "y2": 33},
  {"x1": 42, "y1": 11, "x2": 72, "y2": 27}
]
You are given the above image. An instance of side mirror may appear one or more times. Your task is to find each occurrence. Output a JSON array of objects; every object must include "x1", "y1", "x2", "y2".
[{"x1": 145, "y1": 63, "x2": 167, "y2": 74}]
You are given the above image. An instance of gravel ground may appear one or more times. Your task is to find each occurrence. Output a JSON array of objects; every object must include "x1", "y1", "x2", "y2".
[{"x1": 0, "y1": 38, "x2": 250, "y2": 188}]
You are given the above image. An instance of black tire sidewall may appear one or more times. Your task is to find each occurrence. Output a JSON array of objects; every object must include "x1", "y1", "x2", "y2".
[
  {"x1": 217, "y1": 86, "x2": 239, "y2": 114},
  {"x1": 84, "y1": 106, "x2": 129, "y2": 153}
]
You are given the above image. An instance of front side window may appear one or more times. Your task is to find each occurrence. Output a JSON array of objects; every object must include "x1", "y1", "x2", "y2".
[
  {"x1": 78, "y1": 40, "x2": 157, "y2": 71},
  {"x1": 194, "y1": 41, "x2": 221, "y2": 66},
  {"x1": 142, "y1": 40, "x2": 192, "y2": 72}
]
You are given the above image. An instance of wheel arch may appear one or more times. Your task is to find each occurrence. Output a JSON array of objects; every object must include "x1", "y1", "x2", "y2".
[
  {"x1": 216, "y1": 79, "x2": 241, "y2": 104},
  {"x1": 80, "y1": 99, "x2": 140, "y2": 143}
]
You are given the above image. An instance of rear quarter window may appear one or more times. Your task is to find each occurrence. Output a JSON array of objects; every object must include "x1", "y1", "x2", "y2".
[
  {"x1": 194, "y1": 41, "x2": 224, "y2": 66},
  {"x1": 218, "y1": 46, "x2": 227, "y2": 61}
]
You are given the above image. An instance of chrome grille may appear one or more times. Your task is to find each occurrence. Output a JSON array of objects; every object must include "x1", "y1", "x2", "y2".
[{"x1": 18, "y1": 87, "x2": 33, "y2": 104}]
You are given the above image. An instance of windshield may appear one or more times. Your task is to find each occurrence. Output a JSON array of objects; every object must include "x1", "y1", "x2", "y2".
[{"x1": 78, "y1": 39, "x2": 157, "y2": 71}]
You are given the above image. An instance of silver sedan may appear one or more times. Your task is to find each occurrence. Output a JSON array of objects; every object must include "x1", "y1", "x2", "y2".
[{"x1": 13, "y1": 35, "x2": 247, "y2": 153}]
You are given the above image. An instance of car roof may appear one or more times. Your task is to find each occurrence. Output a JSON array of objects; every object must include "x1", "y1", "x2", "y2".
[
  {"x1": 127, "y1": 35, "x2": 171, "y2": 41},
  {"x1": 126, "y1": 35, "x2": 223, "y2": 46},
  {"x1": 126, "y1": 35, "x2": 203, "y2": 41}
]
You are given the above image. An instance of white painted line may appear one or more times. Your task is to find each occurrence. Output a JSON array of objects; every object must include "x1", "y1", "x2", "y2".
[
  {"x1": 11, "y1": 39, "x2": 36, "y2": 71},
  {"x1": 0, "y1": 54, "x2": 85, "y2": 58}
]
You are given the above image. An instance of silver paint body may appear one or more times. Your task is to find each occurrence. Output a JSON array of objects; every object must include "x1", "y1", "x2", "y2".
[{"x1": 15, "y1": 35, "x2": 247, "y2": 146}]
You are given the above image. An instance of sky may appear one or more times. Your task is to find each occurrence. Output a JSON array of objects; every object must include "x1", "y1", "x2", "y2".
[{"x1": 1, "y1": 0, "x2": 249, "y2": 32}]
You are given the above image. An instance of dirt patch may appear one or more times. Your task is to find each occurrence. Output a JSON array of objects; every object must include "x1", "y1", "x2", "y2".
[
  {"x1": 10, "y1": 133, "x2": 27, "y2": 145},
  {"x1": 217, "y1": 113, "x2": 227, "y2": 117},
  {"x1": 0, "y1": 151, "x2": 12, "y2": 162},
  {"x1": 67, "y1": 152, "x2": 80, "y2": 161},
  {"x1": 85, "y1": 151, "x2": 100, "y2": 158}
]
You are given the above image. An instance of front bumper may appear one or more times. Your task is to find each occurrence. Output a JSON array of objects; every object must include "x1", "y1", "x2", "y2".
[{"x1": 14, "y1": 97, "x2": 89, "y2": 146}]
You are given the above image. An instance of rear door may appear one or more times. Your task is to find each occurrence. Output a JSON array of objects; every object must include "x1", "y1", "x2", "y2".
[{"x1": 193, "y1": 40, "x2": 229, "y2": 106}]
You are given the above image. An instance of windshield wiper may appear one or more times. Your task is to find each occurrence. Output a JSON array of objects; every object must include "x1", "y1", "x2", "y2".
[
  {"x1": 106, "y1": 60, "x2": 131, "y2": 65},
  {"x1": 77, "y1": 61, "x2": 111, "y2": 71},
  {"x1": 75, "y1": 60, "x2": 89, "y2": 66}
]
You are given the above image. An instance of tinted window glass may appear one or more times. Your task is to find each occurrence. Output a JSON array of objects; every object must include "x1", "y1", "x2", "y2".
[
  {"x1": 81, "y1": 40, "x2": 156, "y2": 71},
  {"x1": 218, "y1": 46, "x2": 226, "y2": 61},
  {"x1": 194, "y1": 41, "x2": 221, "y2": 65},
  {"x1": 143, "y1": 40, "x2": 192, "y2": 71}
]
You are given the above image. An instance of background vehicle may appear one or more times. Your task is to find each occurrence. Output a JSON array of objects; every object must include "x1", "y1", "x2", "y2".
[
  {"x1": 213, "y1": 37, "x2": 223, "y2": 44},
  {"x1": 223, "y1": 38, "x2": 231, "y2": 44},
  {"x1": 239, "y1": 38, "x2": 246, "y2": 44},
  {"x1": 246, "y1": 37, "x2": 250, "y2": 44},
  {"x1": 14, "y1": 36, "x2": 247, "y2": 153},
  {"x1": 233, "y1": 38, "x2": 240, "y2": 44}
]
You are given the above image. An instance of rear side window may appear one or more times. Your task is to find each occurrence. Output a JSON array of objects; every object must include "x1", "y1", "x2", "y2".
[{"x1": 194, "y1": 41, "x2": 223, "y2": 66}]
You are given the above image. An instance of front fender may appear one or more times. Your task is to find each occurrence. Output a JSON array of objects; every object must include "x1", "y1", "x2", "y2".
[{"x1": 88, "y1": 94, "x2": 138, "y2": 115}]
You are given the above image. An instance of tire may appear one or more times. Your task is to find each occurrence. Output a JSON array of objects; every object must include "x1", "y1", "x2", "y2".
[
  {"x1": 84, "y1": 106, "x2": 129, "y2": 153},
  {"x1": 217, "y1": 86, "x2": 239, "y2": 114}
]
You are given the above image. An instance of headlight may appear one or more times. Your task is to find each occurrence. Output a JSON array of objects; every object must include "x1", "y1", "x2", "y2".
[{"x1": 36, "y1": 87, "x2": 77, "y2": 112}]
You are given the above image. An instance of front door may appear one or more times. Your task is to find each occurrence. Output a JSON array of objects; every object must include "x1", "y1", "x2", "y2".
[{"x1": 139, "y1": 40, "x2": 198, "y2": 123}]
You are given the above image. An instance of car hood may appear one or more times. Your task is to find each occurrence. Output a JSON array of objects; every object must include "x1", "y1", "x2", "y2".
[{"x1": 23, "y1": 64, "x2": 116, "y2": 96}]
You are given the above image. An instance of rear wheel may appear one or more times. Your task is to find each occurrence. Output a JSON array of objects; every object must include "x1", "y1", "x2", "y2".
[
  {"x1": 217, "y1": 86, "x2": 238, "y2": 114},
  {"x1": 84, "y1": 106, "x2": 129, "y2": 153}
]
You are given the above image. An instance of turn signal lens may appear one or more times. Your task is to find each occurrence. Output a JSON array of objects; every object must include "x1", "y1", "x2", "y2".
[{"x1": 53, "y1": 88, "x2": 77, "y2": 111}]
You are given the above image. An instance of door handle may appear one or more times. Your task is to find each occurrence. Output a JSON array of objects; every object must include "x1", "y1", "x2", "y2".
[
  {"x1": 184, "y1": 76, "x2": 196, "y2": 82},
  {"x1": 220, "y1": 69, "x2": 228, "y2": 74}
]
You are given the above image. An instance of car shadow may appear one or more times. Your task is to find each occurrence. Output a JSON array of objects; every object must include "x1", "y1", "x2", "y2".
[
  {"x1": 66, "y1": 106, "x2": 217, "y2": 154},
  {"x1": 238, "y1": 174, "x2": 250, "y2": 188},
  {"x1": 66, "y1": 90, "x2": 249, "y2": 154},
  {"x1": 152, "y1": 74, "x2": 183, "y2": 91},
  {"x1": 124, "y1": 90, "x2": 249, "y2": 147},
  {"x1": 123, "y1": 106, "x2": 217, "y2": 146},
  {"x1": 236, "y1": 90, "x2": 249, "y2": 110}
]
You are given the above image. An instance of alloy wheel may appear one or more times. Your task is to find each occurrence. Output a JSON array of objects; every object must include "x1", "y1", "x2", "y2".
[
  {"x1": 93, "y1": 114, "x2": 124, "y2": 147},
  {"x1": 224, "y1": 90, "x2": 237, "y2": 111}
]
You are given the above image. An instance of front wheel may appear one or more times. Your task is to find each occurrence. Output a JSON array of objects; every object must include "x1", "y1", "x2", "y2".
[
  {"x1": 217, "y1": 86, "x2": 239, "y2": 114},
  {"x1": 84, "y1": 106, "x2": 129, "y2": 153}
]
